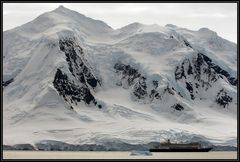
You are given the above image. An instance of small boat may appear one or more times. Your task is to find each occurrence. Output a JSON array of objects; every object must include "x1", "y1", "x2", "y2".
[{"x1": 149, "y1": 139, "x2": 212, "y2": 152}]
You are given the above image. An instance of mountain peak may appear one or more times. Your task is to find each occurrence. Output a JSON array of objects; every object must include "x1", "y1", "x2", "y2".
[
  {"x1": 55, "y1": 5, "x2": 68, "y2": 11},
  {"x1": 58, "y1": 5, "x2": 65, "y2": 9},
  {"x1": 198, "y1": 27, "x2": 218, "y2": 37},
  {"x1": 165, "y1": 24, "x2": 178, "y2": 28},
  {"x1": 198, "y1": 27, "x2": 216, "y2": 34},
  {"x1": 52, "y1": 5, "x2": 76, "y2": 14},
  {"x1": 119, "y1": 22, "x2": 143, "y2": 31}
]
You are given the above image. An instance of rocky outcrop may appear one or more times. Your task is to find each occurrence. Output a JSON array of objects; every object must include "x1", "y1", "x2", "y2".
[
  {"x1": 171, "y1": 104, "x2": 184, "y2": 111},
  {"x1": 114, "y1": 62, "x2": 141, "y2": 87},
  {"x1": 59, "y1": 37, "x2": 100, "y2": 89},
  {"x1": 114, "y1": 50, "x2": 236, "y2": 111},
  {"x1": 114, "y1": 63, "x2": 178, "y2": 103},
  {"x1": 175, "y1": 53, "x2": 224, "y2": 100},
  {"x1": 186, "y1": 82, "x2": 194, "y2": 100},
  {"x1": 216, "y1": 89, "x2": 233, "y2": 108},
  {"x1": 174, "y1": 52, "x2": 236, "y2": 108},
  {"x1": 133, "y1": 76, "x2": 147, "y2": 100},
  {"x1": 53, "y1": 37, "x2": 101, "y2": 107},
  {"x1": 175, "y1": 64, "x2": 186, "y2": 80},
  {"x1": 53, "y1": 69, "x2": 96, "y2": 105},
  {"x1": 3, "y1": 78, "x2": 14, "y2": 87},
  {"x1": 199, "y1": 53, "x2": 237, "y2": 86},
  {"x1": 183, "y1": 39, "x2": 192, "y2": 48}
]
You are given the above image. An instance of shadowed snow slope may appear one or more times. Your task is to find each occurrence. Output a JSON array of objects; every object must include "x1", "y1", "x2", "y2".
[{"x1": 3, "y1": 6, "x2": 237, "y2": 149}]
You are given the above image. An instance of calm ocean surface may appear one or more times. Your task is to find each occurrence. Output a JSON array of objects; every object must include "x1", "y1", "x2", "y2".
[{"x1": 3, "y1": 151, "x2": 238, "y2": 159}]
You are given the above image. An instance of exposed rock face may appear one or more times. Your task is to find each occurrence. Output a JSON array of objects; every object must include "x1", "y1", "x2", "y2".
[
  {"x1": 114, "y1": 50, "x2": 236, "y2": 111},
  {"x1": 171, "y1": 104, "x2": 184, "y2": 111},
  {"x1": 114, "y1": 63, "x2": 178, "y2": 103},
  {"x1": 183, "y1": 39, "x2": 192, "y2": 48},
  {"x1": 149, "y1": 80, "x2": 161, "y2": 101},
  {"x1": 194, "y1": 53, "x2": 219, "y2": 89},
  {"x1": 53, "y1": 37, "x2": 100, "y2": 107},
  {"x1": 175, "y1": 64, "x2": 186, "y2": 80},
  {"x1": 174, "y1": 51, "x2": 236, "y2": 108},
  {"x1": 216, "y1": 89, "x2": 233, "y2": 108},
  {"x1": 199, "y1": 53, "x2": 237, "y2": 86},
  {"x1": 3, "y1": 78, "x2": 14, "y2": 87},
  {"x1": 174, "y1": 53, "x2": 228, "y2": 100},
  {"x1": 113, "y1": 62, "x2": 149, "y2": 100},
  {"x1": 53, "y1": 68, "x2": 96, "y2": 105},
  {"x1": 114, "y1": 62, "x2": 141, "y2": 87},
  {"x1": 133, "y1": 76, "x2": 148, "y2": 100},
  {"x1": 186, "y1": 82, "x2": 194, "y2": 100},
  {"x1": 59, "y1": 37, "x2": 100, "y2": 89}
]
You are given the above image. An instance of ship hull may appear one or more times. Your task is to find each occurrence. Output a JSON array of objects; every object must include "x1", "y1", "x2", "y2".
[{"x1": 149, "y1": 148, "x2": 212, "y2": 152}]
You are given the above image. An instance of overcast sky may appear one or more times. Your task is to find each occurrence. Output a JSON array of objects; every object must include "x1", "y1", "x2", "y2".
[{"x1": 3, "y1": 3, "x2": 237, "y2": 43}]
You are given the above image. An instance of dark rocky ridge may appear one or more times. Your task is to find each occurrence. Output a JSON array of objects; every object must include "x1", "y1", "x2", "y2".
[
  {"x1": 133, "y1": 76, "x2": 148, "y2": 100},
  {"x1": 59, "y1": 37, "x2": 100, "y2": 89},
  {"x1": 114, "y1": 62, "x2": 141, "y2": 87},
  {"x1": 53, "y1": 37, "x2": 101, "y2": 107},
  {"x1": 171, "y1": 104, "x2": 184, "y2": 111},
  {"x1": 174, "y1": 52, "x2": 235, "y2": 107},
  {"x1": 216, "y1": 89, "x2": 233, "y2": 108},
  {"x1": 199, "y1": 53, "x2": 237, "y2": 86},
  {"x1": 114, "y1": 62, "x2": 148, "y2": 100},
  {"x1": 183, "y1": 39, "x2": 192, "y2": 48},
  {"x1": 175, "y1": 64, "x2": 186, "y2": 80},
  {"x1": 175, "y1": 54, "x2": 216, "y2": 98},
  {"x1": 114, "y1": 51, "x2": 235, "y2": 109},
  {"x1": 186, "y1": 82, "x2": 194, "y2": 100},
  {"x1": 2, "y1": 78, "x2": 14, "y2": 87},
  {"x1": 114, "y1": 63, "x2": 179, "y2": 103},
  {"x1": 53, "y1": 69, "x2": 96, "y2": 105}
]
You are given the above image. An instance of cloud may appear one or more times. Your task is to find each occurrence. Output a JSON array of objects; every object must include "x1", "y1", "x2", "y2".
[{"x1": 188, "y1": 13, "x2": 228, "y2": 18}]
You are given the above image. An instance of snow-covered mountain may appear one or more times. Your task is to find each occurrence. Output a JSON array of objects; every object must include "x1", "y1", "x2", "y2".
[{"x1": 3, "y1": 6, "x2": 237, "y2": 149}]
